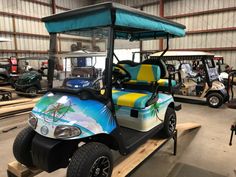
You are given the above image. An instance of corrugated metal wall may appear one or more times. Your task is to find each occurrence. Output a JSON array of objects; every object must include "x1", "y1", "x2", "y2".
[
  {"x1": 163, "y1": 0, "x2": 236, "y2": 67},
  {"x1": 142, "y1": 4, "x2": 160, "y2": 51},
  {"x1": 1, "y1": 0, "x2": 236, "y2": 67},
  {"x1": 0, "y1": 0, "x2": 90, "y2": 58}
]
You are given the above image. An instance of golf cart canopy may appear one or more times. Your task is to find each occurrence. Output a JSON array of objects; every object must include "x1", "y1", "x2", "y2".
[
  {"x1": 58, "y1": 50, "x2": 107, "y2": 58},
  {"x1": 17, "y1": 56, "x2": 49, "y2": 60},
  {"x1": 42, "y1": 2, "x2": 185, "y2": 40},
  {"x1": 213, "y1": 55, "x2": 223, "y2": 60},
  {"x1": 151, "y1": 51, "x2": 215, "y2": 57}
]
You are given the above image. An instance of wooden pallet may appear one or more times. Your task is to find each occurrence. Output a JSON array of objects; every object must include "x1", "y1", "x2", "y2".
[{"x1": 7, "y1": 122, "x2": 201, "y2": 177}]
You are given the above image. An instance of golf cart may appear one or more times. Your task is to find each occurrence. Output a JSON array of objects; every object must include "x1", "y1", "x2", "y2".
[
  {"x1": 151, "y1": 51, "x2": 228, "y2": 108},
  {"x1": 61, "y1": 50, "x2": 105, "y2": 89},
  {"x1": 13, "y1": 2, "x2": 185, "y2": 177},
  {"x1": 213, "y1": 55, "x2": 231, "y2": 74},
  {"x1": 14, "y1": 56, "x2": 49, "y2": 96},
  {"x1": 0, "y1": 57, "x2": 17, "y2": 85}
]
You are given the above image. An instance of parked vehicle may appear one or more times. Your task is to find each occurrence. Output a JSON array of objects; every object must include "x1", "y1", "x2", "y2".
[
  {"x1": 14, "y1": 57, "x2": 49, "y2": 96},
  {"x1": 13, "y1": 2, "x2": 185, "y2": 177},
  {"x1": 213, "y1": 55, "x2": 231, "y2": 74},
  {"x1": 0, "y1": 57, "x2": 18, "y2": 85},
  {"x1": 61, "y1": 50, "x2": 105, "y2": 89},
  {"x1": 151, "y1": 51, "x2": 228, "y2": 108}
]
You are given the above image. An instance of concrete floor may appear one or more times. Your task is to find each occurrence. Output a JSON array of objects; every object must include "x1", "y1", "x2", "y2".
[{"x1": 0, "y1": 102, "x2": 236, "y2": 177}]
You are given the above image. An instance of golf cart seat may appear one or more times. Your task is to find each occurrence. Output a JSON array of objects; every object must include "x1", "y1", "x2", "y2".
[
  {"x1": 142, "y1": 58, "x2": 179, "y2": 92},
  {"x1": 112, "y1": 89, "x2": 154, "y2": 109},
  {"x1": 180, "y1": 63, "x2": 198, "y2": 78},
  {"x1": 120, "y1": 64, "x2": 160, "y2": 86},
  {"x1": 158, "y1": 79, "x2": 177, "y2": 87},
  {"x1": 112, "y1": 64, "x2": 160, "y2": 109}
]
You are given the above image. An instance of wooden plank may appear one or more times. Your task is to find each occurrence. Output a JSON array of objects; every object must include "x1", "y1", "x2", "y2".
[
  {"x1": 112, "y1": 122, "x2": 201, "y2": 177},
  {"x1": 0, "y1": 87, "x2": 15, "y2": 91},
  {"x1": 7, "y1": 123, "x2": 201, "y2": 177},
  {"x1": 0, "y1": 103, "x2": 36, "y2": 117},
  {"x1": 8, "y1": 161, "x2": 42, "y2": 177},
  {"x1": 176, "y1": 122, "x2": 201, "y2": 131},
  {"x1": 0, "y1": 98, "x2": 33, "y2": 107},
  {"x1": 0, "y1": 98, "x2": 40, "y2": 107}
]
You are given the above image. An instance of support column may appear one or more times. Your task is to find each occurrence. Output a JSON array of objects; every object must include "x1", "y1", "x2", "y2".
[
  {"x1": 51, "y1": 0, "x2": 56, "y2": 14},
  {"x1": 139, "y1": 6, "x2": 143, "y2": 53},
  {"x1": 12, "y1": 16, "x2": 18, "y2": 57},
  {"x1": 159, "y1": 0, "x2": 164, "y2": 51},
  {"x1": 48, "y1": 33, "x2": 57, "y2": 89}
]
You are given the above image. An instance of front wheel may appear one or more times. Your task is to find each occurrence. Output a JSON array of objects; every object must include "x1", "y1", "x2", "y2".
[
  {"x1": 13, "y1": 126, "x2": 35, "y2": 167},
  {"x1": 206, "y1": 92, "x2": 223, "y2": 108},
  {"x1": 162, "y1": 107, "x2": 176, "y2": 138},
  {"x1": 67, "y1": 142, "x2": 113, "y2": 177},
  {"x1": 26, "y1": 86, "x2": 38, "y2": 97}
]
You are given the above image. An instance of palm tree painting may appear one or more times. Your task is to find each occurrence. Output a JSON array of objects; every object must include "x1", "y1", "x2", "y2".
[{"x1": 44, "y1": 101, "x2": 74, "y2": 122}]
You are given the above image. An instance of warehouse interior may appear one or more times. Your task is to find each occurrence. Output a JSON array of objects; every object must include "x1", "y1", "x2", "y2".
[{"x1": 0, "y1": 0, "x2": 236, "y2": 177}]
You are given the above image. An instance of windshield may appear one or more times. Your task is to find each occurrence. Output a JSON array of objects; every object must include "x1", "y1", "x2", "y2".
[
  {"x1": 55, "y1": 28, "x2": 108, "y2": 90},
  {"x1": 55, "y1": 28, "x2": 142, "y2": 92}
]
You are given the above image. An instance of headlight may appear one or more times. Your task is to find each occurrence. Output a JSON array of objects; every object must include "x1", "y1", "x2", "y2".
[
  {"x1": 28, "y1": 112, "x2": 38, "y2": 129},
  {"x1": 54, "y1": 125, "x2": 81, "y2": 139},
  {"x1": 66, "y1": 82, "x2": 73, "y2": 87}
]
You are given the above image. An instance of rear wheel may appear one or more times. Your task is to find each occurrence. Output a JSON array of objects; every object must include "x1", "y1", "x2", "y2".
[
  {"x1": 207, "y1": 92, "x2": 223, "y2": 108},
  {"x1": 162, "y1": 107, "x2": 176, "y2": 138},
  {"x1": 67, "y1": 142, "x2": 113, "y2": 177},
  {"x1": 26, "y1": 86, "x2": 38, "y2": 97},
  {"x1": 0, "y1": 74, "x2": 8, "y2": 85},
  {"x1": 13, "y1": 126, "x2": 35, "y2": 167}
]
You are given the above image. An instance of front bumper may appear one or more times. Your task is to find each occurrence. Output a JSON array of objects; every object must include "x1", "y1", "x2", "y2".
[
  {"x1": 15, "y1": 83, "x2": 32, "y2": 91},
  {"x1": 31, "y1": 133, "x2": 78, "y2": 172}
]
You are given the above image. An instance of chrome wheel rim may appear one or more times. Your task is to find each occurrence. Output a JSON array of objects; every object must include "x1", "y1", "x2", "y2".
[
  {"x1": 169, "y1": 114, "x2": 176, "y2": 133},
  {"x1": 89, "y1": 156, "x2": 110, "y2": 177},
  {"x1": 209, "y1": 96, "x2": 219, "y2": 106},
  {"x1": 28, "y1": 88, "x2": 37, "y2": 94}
]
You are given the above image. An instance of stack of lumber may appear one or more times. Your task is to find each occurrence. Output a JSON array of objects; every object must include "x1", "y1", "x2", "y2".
[{"x1": 0, "y1": 98, "x2": 40, "y2": 117}]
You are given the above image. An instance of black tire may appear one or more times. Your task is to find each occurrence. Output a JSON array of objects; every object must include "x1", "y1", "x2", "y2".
[
  {"x1": 206, "y1": 92, "x2": 223, "y2": 108},
  {"x1": 67, "y1": 142, "x2": 113, "y2": 177},
  {"x1": 162, "y1": 107, "x2": 176, "y2": 138},
  {"x1": 26, "y1": 87, "x2": 38, "y2": 97},
  {"x1": 13, "y1": 126, "x2": 35, "y2": 167}
]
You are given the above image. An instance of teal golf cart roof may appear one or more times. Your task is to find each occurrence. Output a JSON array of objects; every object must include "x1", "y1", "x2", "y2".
[{"x1": 42, "y1": 2, "x2": 185, "y2": 40}]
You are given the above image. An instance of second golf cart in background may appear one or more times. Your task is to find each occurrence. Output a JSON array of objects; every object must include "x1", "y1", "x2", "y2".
[
  {"x1": 14, "y1": 56, "x2": 50, "y2": 96},
  {"x1": 151, "y1": 51, "x2": 228, "y2": 108},
  {"x1": 61, "y1": 50, "x2": 105, "y2": 89}
]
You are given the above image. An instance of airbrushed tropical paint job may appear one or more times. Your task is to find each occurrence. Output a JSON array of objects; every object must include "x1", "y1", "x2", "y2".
[
  {"x1": 115, "y1": 93, "x2": 173, "y2": 131},
  {"x1": 31, "y1": 92, "x2": 116, "y2": 139},
  {"x1": 30, "y1": 91, "x2": 173, "y2": 138}
]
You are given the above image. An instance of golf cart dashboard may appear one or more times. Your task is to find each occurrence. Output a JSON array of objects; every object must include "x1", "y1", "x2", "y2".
[{"x1": 50, "y1": 87, "x2": 107, "y2": 103}]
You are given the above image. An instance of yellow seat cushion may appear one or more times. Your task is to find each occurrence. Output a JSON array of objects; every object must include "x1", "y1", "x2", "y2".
[
  {"x1": 112, "y1": 89, "x2": 152, "y2": 109},
  {"x1": 158, "y1": 79, "x2": 177, "y2": 87}
]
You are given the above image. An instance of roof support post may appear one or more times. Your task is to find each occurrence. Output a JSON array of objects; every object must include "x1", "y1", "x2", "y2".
[
  {"x1": 48, "y1": 33, "x2": 57, "y2": 89},
  {"x1": 139, "y1": 6, "x2": 143, "y2": 54},
  {"x1": 159, "y1": 0, "x2": 164, "y2": 51},
  {"x1": 105, "y1": 27, "x2": 115, "y2": 99}
]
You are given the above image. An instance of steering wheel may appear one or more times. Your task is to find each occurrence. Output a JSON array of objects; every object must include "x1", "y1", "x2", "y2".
[
  {"x1": 167, "y1": 64, "x2": 175, "y2": 72},
  {"x1": 112, "y1": 64, "x2": 131, "y2": 86}
]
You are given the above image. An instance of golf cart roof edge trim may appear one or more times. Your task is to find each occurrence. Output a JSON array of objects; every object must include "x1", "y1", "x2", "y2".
[
  {"x1": 151, "y1": 51, "x2": 215, "y2": 57},
  {"x1": 41, "y1": 2, "x2": 185, "y2": 29}
]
